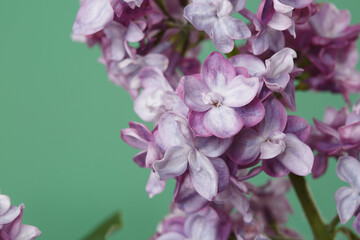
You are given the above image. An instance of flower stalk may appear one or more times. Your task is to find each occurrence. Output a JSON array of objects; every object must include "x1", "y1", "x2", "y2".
[{"x1": 289, "y1": 173, "x2": 333, "y2": 240}]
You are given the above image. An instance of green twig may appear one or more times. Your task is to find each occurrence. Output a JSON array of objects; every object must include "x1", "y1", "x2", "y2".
[
  {"x1": 154, "y1": 0, "x2": 174, "y2": 20},
  {"x1": 289, "y1": 174, "x2": 333, "y2": 240},
  {"x1": 327, "y1": 215, "x2": 340, "y2": 233}
]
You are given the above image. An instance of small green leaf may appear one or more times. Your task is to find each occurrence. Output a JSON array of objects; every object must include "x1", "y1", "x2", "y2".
[{"x1": 83, "y1": 212, "x2": 122, "y2": 240}]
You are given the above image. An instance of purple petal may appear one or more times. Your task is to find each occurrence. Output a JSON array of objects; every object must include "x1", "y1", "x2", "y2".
[
  {"x1": 264, "y1": 73, "x2": 290, "y2": 92},
  {"x1": 134, "y1": 88, "x2": 164, "y2": 122},
  {"x1": 139, "y1": 67, "x2": 172, "y2": 90},
  {"x1": 280, "y1": 79, "x2": 296, "y2": 111},
  {"x1": 204, "y1": 106, "x2": 244, "y2": 138},
  {"x1": 145, "y1": 141, "x2": 162, "y2": 167},
  {"x1": 312, "y1": 153, "x2": 328, "y2": 179},
  {"x1": 278, "y1": 0, "x2": 314, "y2": 8},
  {"x1": 146, "y1": 171, "x2": 166, "y2": 198},
  {"x1": 212, "y1": 21, "x2": 235, "y2": 53},
  {"x1": 335, "y1": 187, "x2": 360, "y2": 224},
  {"x1": 133, "y1": 151, "x2": 147, "y2": 168},
  {"x1": 121, "y1": 122, "x2": 151, "y2": 149},
  {"x1": 285, "y1": 116, "x2": 310, "y2": 142},
  {"x1": 157, "y1": 232, "x2": 187, "y2": 240},
  {"x1": 188, "y1": 111, "x2": 213, "y2": 137},
  {"x1": 353, "y1": 214, "x2": 360, "y2": 234},
  {"x1": 195, "y1": 136, "x2": 233, "y2": 158},
  {"x1": 267, "y1": 12, "x2": 293, "y2": 31},
  {"x1": 143, "y1": 53, "x2": 169, "y2": 72},
  {"x1": 0, "y1": 195, "x2": 11, "y2": 216},
  {"x1": 218, "y1": 16, "x2": 251, "y2": 41},
  {"x1": 339, "y1": 122, "x2": 360, "y2": 145},
  {"x1": 201, "y1": 52, "x2": 236, "y2": 90},
  {"x1": 262, "y1": 158, "x2": 290, "y2": 177},
  {"x1": 185, "y1": 208, "x2": 220, "y2": 240},
  {"x1": 188, "y1": 150, "x2": 218, "y2": 200},
  {"x1": 125, "y1": 21, "x2": 145, "y2": 42},
  {"x1": 255, "y1": 97, "x2": 287, "y2": 137},
  {"x1": 73, "y1": 0, "x2": 114, "y2": 35},
  {"x1": 310, "y1": 3, "x2": 350, "y2": 39},
  {"x1": 257, "y1": 0, "x2": 275, "y2": 25},
  {"x1": 230, "y1": 185, "x2": 250, "y2": 216},
  {"x1": 264, "y1": 48, "x2": 297, "y2": 79},
  {"x1": 153, "y1": 146, "x2": 190, "y2": 181},
  {"x1": 182, "y1": 76, "x2": 211, "y2": 112},
  {"x1": 230, "y1": 54, "x2": 266, "y2": 76},
  {"x1": 234, "y1": 97, "x2": 265, "y2": 128},
  {"x1": 175, "y1": 177, "x2": 209, "y2": 213},
  {"x1": 158, "y1": 113, "x2": 194, "y2": 149},
  {"x1": 277, "y1": 134, "x2": 314, "y2": 176},
  {"x1": 14, "y1": 224, "x2": 41, "y2": 240},
  {"x1": 336, "y1": 156, "x2": 360, "y2": 189},
  {"x1": 222, "y1": 75, "x2": 260, "y2": 108},
  {"x1": 313, "y1": 118, "x2": 340, "y2": 139},
  {"x1": 210, "y1": 157, "x2": 230, "y2": 193},
  {"x1": 259, "y1": 131, "x2": 286, "y2": 159},
  {"x1": 184, "y1": 3, "x2": 217, "y2": 33},
  {"x1": 227, "y1": 128, "x2": 262, "y2": 165},
  {"x1": 0, "y1": 205, "x2": 22, "y2": 225},
  {"x1": 229, "y1": 0, "x2": 247, "y2": 12},
  {"x1": 103, "y1": 22, "x2": 127, "y2": 61}
]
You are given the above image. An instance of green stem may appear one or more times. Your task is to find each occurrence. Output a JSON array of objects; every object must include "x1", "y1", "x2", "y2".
[
  {"x1": 327, "y1": 215, "x2": 340, "y2": 233},
  {"x1": 289, "y1": 174, "x2": 333, "y2": 240},
  {"x1": 335, "y1": 227, "x2": 360, "y2": 240}
]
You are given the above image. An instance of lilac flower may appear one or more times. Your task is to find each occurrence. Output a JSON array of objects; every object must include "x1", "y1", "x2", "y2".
[
  {"x1": 123, "y1": 0, "x2": 144, "y2": 9},
  {"x1": 310, "y1": 3, "x2": 355, "y2": 40},
  {"x1": 249, "y1": 180, "x2": 299, "y2": 238},
  {"x1": 0, "y1": 194, "x2": 41, "y2": 240},
  {"x1": 228, "y1": 97, "x2": 313, "y2": 177},
  {"x1": 309, "y1": 100, "x2": 360, "y2": 178},
  {"x1": 134, "y1": 67, "x2": 188, "y2": 122},
  {"x1": 230, "y1": 47, "x2": 297, "y2": 92},
  {"x1": 335, "y1": 156, "x2": 360, "y2": 234},
  {"x1": 246, "y1": 0, "x2": 314, "y2": 55},
  {"x1": 156, "y1": 207, "x2": 231, "y2": 240},
  {"x1": 73, "y1": 0, "x2": 114, "y2": 36},
  {"x1": 179, "y1": 52, "x2": 261, "y2": 138},
  {"x1": 184, "y1": 0, "x2": 251, "y2": 53},
  {"x1": 121, "y1": 122, "x2": 166, "y2": 197},
  {"x1": 153, "y1": 112, "x2": 232, "y2": 200},
  {"x1": 108, "y1": 53, "x2": 169, "y2": 98}
]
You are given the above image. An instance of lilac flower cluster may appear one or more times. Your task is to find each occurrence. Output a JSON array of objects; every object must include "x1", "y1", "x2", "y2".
[
  {"x1": 0, "y1": 194, "x2": 41, "y2": 240},
  {"x1": 72, "y1": 0, "x2": 360, "y2": 238}
]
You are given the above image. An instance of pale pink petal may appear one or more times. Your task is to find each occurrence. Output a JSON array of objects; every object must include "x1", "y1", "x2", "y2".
[
  {"x1": 153, "y1": 146, "x2": 190, "y2": 180},
  {"x1": 182, "y1": 76, "x2": 211, "y2": 112},
  {"x1": 195, "y1": 136, "x2": 233, "y2": 158},
  {"x1": 336, "y1": 156, "x2": 360, "y2": 190},
  {"x1": 73, "y1": 0, "x2": 114, "y2": 35},
  {"x1": 188, "y1": 150, "x2": 218, "y2": 200},
  {"x1": 335, "y1": 187, "x2": 360, "y2": 224},
  {"x1": 230, "y1": 54, "x2": 266, "y2": 76},
  {"x1": 146, "y1": 171, "x2": 166, "y2": 198},
  {"x1": 277, "y1": 134, "x2": 314, "y2": 176},
  {"x1": 227, "y1": 128, "x2": 262, "y2": 165},
  {"x1": 285, "y1": 116, "x2": 310, "y2": 142},
  {"x1": 222, "y1": 75, "x2": 259, "y2": 108},
  {"x1": 14, "y1": 224, "x2": 41, "y2": 240},
  {"x1": 0, "y1": 195, "x2": 11, "y2": 216},
  {"x1": 204, "y1": 106, "x2": 244, "y2": 138},
  {"x1": 201, "y1": 52, "x2": 236, "y2": 90},
  {"x1": 234, "y1": 97, "x2": 265, "y2": 128},
  {"x1": 188, "y1": 111, "x2": 213, "y2": 137},
  {"x1": 262, "y1": 158, "x2": 290, "y2": 177}
]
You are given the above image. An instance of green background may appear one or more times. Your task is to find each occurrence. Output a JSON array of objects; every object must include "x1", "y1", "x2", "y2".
[{"x1": 0, "y1": 0, "x2": 359, "y2": 239}]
